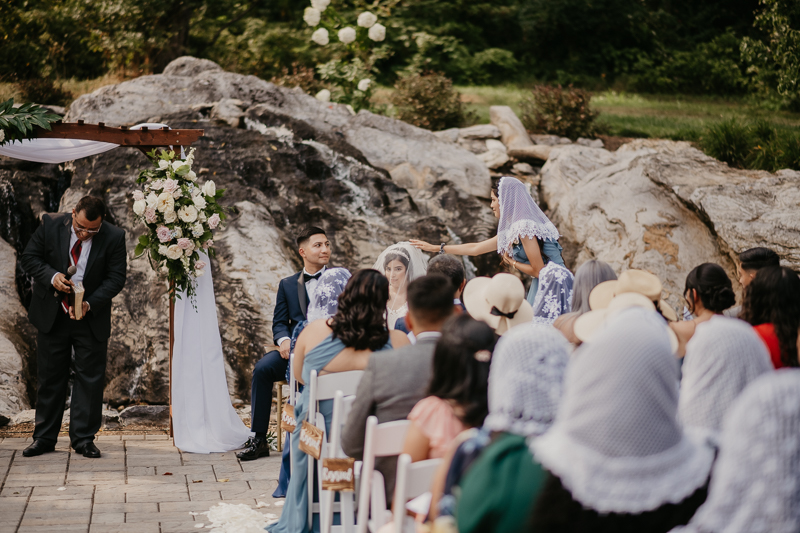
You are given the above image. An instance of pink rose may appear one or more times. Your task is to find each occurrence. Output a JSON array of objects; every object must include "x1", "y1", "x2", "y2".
[
  {"x1": 208, "y1": 213, "x2": 221, "y2": 229},
  {"x1": 177, "y1": 238, "x2": 192, "y2": 250},
  {"x1": 144, "y1": 207, "x2": 157, "y2": 223},
  {"x1": 132, "y1": 190, "x2": 145, "y2": 201},
  {"x1": 195, "y1": 260, "x2": 207, "y2": 270},
  {"x1": 163, "y1": 179, "x2": 179, "y2": 193},
  {"x1": 156, "y1": 226, "x2": 172, "y2": 243},
  {"x1": 203, "y1": 239, "x2": 213, "y2": 249}
]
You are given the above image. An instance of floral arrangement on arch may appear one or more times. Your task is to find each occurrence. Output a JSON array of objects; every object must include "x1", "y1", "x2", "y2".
[{"x1": 132, "y1": 148, "x2": 225, "y2": 300}]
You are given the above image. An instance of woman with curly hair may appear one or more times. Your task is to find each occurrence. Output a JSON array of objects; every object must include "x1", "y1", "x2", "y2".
[
  {"x1": 741, "y1": 266, "x2": 800, "y2": 369},
  {"x1": 268, "y1": 269, "x2": 409, "y2": 533}
]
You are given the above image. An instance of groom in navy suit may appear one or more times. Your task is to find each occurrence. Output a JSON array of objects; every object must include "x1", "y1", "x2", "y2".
[{"x1": 238, "y1": 227, "x2": 330, "y2": 471}]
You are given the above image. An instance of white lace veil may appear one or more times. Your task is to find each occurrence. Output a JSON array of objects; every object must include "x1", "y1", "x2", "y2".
[
  {"x1": 679, "y1": 316, "x2": 772, "y2": 432},
  {"x1": 307, "y1": 268, "x2": 352, "y2": 323},
  {"x1": 496, "y1": 176, "x2": 560, "y2": 255},
  {"x1": 484, "y1": 324, "x2": 570, "y2": 437},
  {"x1": 372, "y1": 242, "x2": 429, "y2": 309},
  {"x1": 531, "y1": 307, "x2": 716, "y2": 514},
  {"x1": 531, "y1": 263, "x2": 574, "y2": 325},
  {"x1": 672, "y1": 370, "x2": 800, "y2": 533}
]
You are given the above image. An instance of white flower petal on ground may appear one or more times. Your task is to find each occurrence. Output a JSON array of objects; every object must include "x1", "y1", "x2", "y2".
[
  {"x1": 358, "y1": 12, "x2": 377, "y2": 28},
  {"x1": 311, "y1": 0, "x2": 330, "y2": 11},
  {"x1": 303, "y1": 7, "x2": 321, "y2": 26},
  {"x1": 357, "y1": 78, "x2": 371, "y2": 92},
  {"x1": 315, "y1": 89, "x2": 331, "y2": 102},
  {"x1": 338, "y1": 27, "x2": 356, "y2": 44},
  {"x1": 368, "y1": 23, "x2": 386, "y2": 42},
  {"x1": 311, "y1": 28, "x2": 329, "y2": 45}
]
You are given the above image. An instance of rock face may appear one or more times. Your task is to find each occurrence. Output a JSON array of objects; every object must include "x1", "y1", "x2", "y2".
[
  {"x1": 540, "y1": 140, "x2": 800, "y2": 312},
  {"x1": 490, "y1": 106, "x2": 534, "y2": 151}
]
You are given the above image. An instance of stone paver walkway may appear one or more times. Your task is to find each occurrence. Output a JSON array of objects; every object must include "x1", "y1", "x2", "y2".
[{"x1": 0, "y1": 435, "x2": 283, "y2": 532}]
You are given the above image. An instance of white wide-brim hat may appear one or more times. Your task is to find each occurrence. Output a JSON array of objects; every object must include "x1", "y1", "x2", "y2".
[
  {"x1": 463, "y1": 273, "x2": 534, "y2": 335},
  {"x1": 588, "y1": 270, "x2": 678, "y2": 322}
]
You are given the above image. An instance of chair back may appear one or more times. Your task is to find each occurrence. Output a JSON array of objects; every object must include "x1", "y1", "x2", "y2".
[{"x1": 392, "y1": 454, "x2": 442, "y2": 533}]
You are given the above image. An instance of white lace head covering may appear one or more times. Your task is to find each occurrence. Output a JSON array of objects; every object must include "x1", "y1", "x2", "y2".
[
  {"x1": 679, "y1": 316, "x2": 772, "y2": 432},
  {"x1": 307, "y1": 268, "x2": 352, "y2": 323},
  {"x1": 372, "y1": 242, "x2": 429, "y2": 308},
  {"x1": 496, "y1": 176, "x2": 560, "y2": 255},
  {"x1": 531, "y1": 307, "x2": 716, "y2": 514},
  {"x1": 672, "y1": 370, "x2": 800, "y2": 533},
  {"x1": 531, "y1": 263, "x2": 574, "y2": 325},
  {"x1": 484, "y1": 324, "x2": 570, "y2": 437}
]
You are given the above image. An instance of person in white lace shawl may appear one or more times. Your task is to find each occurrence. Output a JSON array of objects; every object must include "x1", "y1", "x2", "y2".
[
  {"x1": 671, "y1": 370, "x2": 800, "y2": 533},
  {"x1": 530, "y1": 307, "x2": 716, "y2": 532},
  {"x1": 678, "y1": 316, "x2": 772, "y2": 432},
  {"x1": 306, "y1": 268, "x2": 352, "y2": 323},
  {"x1": 531, "y1": 262, "x2": 574, "y2": 325}
]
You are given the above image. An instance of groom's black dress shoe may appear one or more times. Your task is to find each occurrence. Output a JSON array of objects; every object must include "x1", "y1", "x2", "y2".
[
  {"x1": 73, "y1": 442, "x2": 101, "y2": 458},
  {"x1": 22, "y1": 440, "x2": 55, "y2": 457},
  {"x1": 236, "y1": 436, "x2": 270, "y2": 461}
]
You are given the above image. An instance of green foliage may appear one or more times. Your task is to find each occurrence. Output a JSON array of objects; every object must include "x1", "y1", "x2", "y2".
[
  {"x1": 271, "y1": 63, "x2": 330, "y2": 95},
  {"x1": 317, "y1": 58, "x2": 373, "y2": 111},
  {"x1": 520, "y1": 85, "x2": 599, "y2": 139},
  {"x1": 700, "y1": 118, "x2": 800, "y2": 171},
  {"x1": 390, "y1": 72, "x2": 469, "y2": 131},
  {"x1": 17, "y1": 79, "x2": 73, "y2": 106},
  {"x1": 0, "y1": 99, "x2": 62, "y2": 145},
  {"x1": 702, "y1": 119, "x2": 753, "y2": 168}
]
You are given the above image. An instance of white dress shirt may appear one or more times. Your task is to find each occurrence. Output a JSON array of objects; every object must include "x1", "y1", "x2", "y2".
[
  {"x1": 276, "y1": 265, "x2": 327, "y2": 347},
  {"x1": 50, "y1": 226, "x2": 93, "y2": 287}
]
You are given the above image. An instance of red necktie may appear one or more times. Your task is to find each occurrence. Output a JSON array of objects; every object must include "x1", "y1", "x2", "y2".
[{"x1": 61, "y1": 240, "x2": 82, "y2": 314}]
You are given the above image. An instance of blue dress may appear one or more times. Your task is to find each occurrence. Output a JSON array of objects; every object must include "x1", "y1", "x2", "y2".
[
  {"x1": 268, "y1": 334, "x2": 392, "y2": 533},
  {"x1": 510, "y1": 239, "x2": 565, "y2": 305}
]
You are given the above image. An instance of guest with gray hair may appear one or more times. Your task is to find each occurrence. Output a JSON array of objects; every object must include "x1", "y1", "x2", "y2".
[{"x1": 553, "y1": 260, "x2": 617, "y2": 345}]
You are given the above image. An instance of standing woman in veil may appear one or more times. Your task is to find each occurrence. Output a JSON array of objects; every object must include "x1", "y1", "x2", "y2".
[
  {"x1": 372, "y1": 242, "x2": 429, "y2": 329},
  {"x1": 411, "y1": 176, "x2": 566, "y2": 305}
]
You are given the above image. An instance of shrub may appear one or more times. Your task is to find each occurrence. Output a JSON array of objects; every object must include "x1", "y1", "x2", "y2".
[
  {"x1": 390, "y1": 71, "x2": 469, "y2": 131},
  {"x1": 270, "y1": 62, "x2": 329, "y2": 95},
  {"x1": 17, "y1": 78, "x2": 72, "y2": 106},
  {"x1": 701, "y1": 119, "x2": 753, "y2": 168},
  {"x1": 700, "y1": 119, "x2": 800, "y2": 171},
  {"x1": 520, "y1": 84, "x2": 599, "y2": 139}
]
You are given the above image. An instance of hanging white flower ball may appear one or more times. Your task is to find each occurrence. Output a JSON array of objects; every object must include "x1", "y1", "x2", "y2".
[
  {"x1": 311, "y1": 28, "x2": 329, "y2": 46},
  {"x1": 311, "y1": 0, "x2": 330, "y2": 11},
  {"x1": 357, "y1": 12, "x2": 377, "y2": 28},
  {"x1": 303, "y1": 7, "x2": 321, "y2": 26},
  {"x1": 368, "y1": 23, "x2": 386, "y2": 42},
  {"x1": 338, "y1": 27, "x2": 357, "y2": 44},
  {"x1": 315, "y1": 89, "x2": 331, "y2": 102},
  {"x1": 357, "y1": 79, "x2": 372, "y2": 92}
]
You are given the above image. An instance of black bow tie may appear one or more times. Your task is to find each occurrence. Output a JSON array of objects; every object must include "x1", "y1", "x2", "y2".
[{"x1": 303, "y1": 272, "x2": 322, "y2": 283}]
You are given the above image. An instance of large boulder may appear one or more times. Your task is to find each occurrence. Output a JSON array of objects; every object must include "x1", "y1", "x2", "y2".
[
  {"x1": 67, "y1": 56, "x2": 490, "y2": 199},
  {"x1": 0, "y1": 239, "x2": 32, "y2": 419}
]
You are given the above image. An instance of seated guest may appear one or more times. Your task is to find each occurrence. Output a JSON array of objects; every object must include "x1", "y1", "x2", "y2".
[
  {"x1": 531, "y1": 262, "x2": 574, "y2": 325},
  {"x1": 463, "y1": 273, "x2": 533, "y2": 335},
  {"x1": 530, "y1": 308, "x2": 715, "y2": 533},
  {"x1": 554, "y1": 260, "x2": 617, "y2": 345},
  {"x1": 670, "y1": 263, "x2": 737, "y2": 357},
  {"x1": 678, "y1": 316, "x2": 772, "y2": 432},
  {"x1": 394, "y1": 254, "x2": 465, "y2": 332},
  {"x1": 727, "y1": 247, "x2": 780, "y2": 317},
  {"x1": 341, "y1": 274, "x2": 456, "y2": 502},
  {"x1": 671, "y1": 370, "x2": 800, "y2": 533},
  {"x1": 741, "y1": 266, "x2": 800, "y2": 369},
  {"x1": 267, "y1": 270, "x2": 409, "y2": 533},
  {"x1": 447, "y1": 324, "x2": 570, "y2": 533}
]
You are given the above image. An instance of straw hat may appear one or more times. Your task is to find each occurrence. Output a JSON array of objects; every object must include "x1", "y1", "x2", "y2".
[
  {"x1": 575, "y1": 292, "x2": 679, "y2": 352},
  {"x1": 463, "y1": 273, "x2": 534, "y2": 335},
  {"x1": 588, "y1": 269, "x2": 678, "y2": 322}
]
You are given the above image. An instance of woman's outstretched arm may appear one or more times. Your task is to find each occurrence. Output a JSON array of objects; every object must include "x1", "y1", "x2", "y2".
[{"x1": 410, "y1": 235, "x2": 498, "y2": 257}]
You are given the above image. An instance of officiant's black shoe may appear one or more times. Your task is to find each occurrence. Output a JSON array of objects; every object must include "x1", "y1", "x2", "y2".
[
  {"x1": 237, "y1": 436, "x2": 270, "y2": 461},
  {"x1": 22, "y1": 439, "x2": 55, "y2": 457},
  {"x1": 73, "y1": 442, "x2": 101, "y2": 458}
]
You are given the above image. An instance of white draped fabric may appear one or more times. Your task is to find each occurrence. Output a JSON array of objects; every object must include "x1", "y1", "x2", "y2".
[{"x1": 172, "y1": 252, "x2": 252, "y2": 453}]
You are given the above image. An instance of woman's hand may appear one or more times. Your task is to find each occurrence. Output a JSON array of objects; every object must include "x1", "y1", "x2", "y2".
[
  {"x1": 502, "y1": 253, "x2": 517, "y2": 269},
  {"x1": 410, "y1": 239, "x2": 439, "y2": 253}
]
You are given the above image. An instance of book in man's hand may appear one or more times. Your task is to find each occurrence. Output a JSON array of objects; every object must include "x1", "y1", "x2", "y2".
[{"x1": 73, "y1": 282, "x2": 85, "y2": 319}]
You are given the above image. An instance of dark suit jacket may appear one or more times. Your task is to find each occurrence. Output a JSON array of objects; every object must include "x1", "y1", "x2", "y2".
[
  {"x1": 272, "y1": 271, "x2": 309, "y2": 343},
  {"x1": 341, "y1": 336, "x2": 438, "y2": 502},
  {"x1": 20, "y1": 212, "x2": 127, "y2": 341}
]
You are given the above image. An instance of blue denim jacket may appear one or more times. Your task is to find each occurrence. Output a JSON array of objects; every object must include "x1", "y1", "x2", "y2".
[{"x1": 509, "y1": 239, "x2": 565, "y2": 304}]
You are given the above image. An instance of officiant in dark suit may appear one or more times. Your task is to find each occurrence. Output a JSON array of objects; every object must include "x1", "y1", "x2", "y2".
[
  {"x1": 238, "y1": 227, "x2": 331, "y2": 469},
  {"x1": 19, "y1": 196, "x2": 127, "y2": 458}
]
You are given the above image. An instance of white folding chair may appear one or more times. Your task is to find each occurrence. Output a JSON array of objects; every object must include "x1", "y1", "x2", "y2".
[
  {"x1": 356, "y1": 417, "x2": 411, "y2": 533},
  {"x1": 320, "y1": 391, "x2": 359, "y2": 533},
  {"x1": 391, "y1": 454, "x2": 442, "y2": 533},
  {"x1": 307, "y1": 370, "x2": 364, "y2": 530}
]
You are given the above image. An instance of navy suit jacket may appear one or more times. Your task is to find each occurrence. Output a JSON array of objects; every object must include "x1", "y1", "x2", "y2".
[{"x1": 272, "y1": 271, "x2": 309, "y2": 343}]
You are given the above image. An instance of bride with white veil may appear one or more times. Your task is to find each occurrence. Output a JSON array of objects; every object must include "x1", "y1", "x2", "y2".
[{"x1": 372, "y1": 242, "x2": 429, "y2": 329}]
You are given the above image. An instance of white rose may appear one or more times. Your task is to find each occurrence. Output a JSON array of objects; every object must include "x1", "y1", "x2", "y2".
[
  {"x1": 357, "y1": 78, "x2": 371, "y2": 92},
  {"x1": 132, "y1": 190, "x2": 145, "y2": 201},
  {"x1": 178, "y1": 204, "x2": 198, "y2": 223},
  {"x1": 158, "y1": 160, "x2": 169, "y2": 170},
  {"x1": 311, "y1": 28, "x2": 329, "y2": 46},
  {"x1": 193, "y1": 195, "x2": 207, "y2": 209},
  {"x1": 315, "y1": 89, "x2": 331, "y2": 102},
  {"x1": 158, "y1": 245, "x2": 169, "y2": 256},
  {"x1": 172, "y1": 189, "x2": 183, "y2": 200},
  {"x1": 164, "y1": 210, "x2": 177, "y2": 223},
  {"x1": 368, "y1": 23, "x2": 386, "y2": 42},
  {"x1": 186, "y1": 170, "x2": 197, "y2": 181},
  {"x1": 311, "y1": 0, "x2": 329, "y2": 11},
  {"x1": 202, "y1": 180, "x2": 216, "y2": 197},
  {"x1": 192, "y1": 223, "x2": 204, "y2": 237},
  {"x1": 357, "y1": 12, "x2": 377, "y2": 28},
  {"x1": 133, "y1": 199, "x2": 146, "y2": 216},
  {"x1": 174, "y1": 227, "x2": 183, "y2": 239},
  {"x1": 156, "y1": 192, "x2": 174, "y2": 213},
  {"x1": 146, "y1": 192, "x2": 159, "y2": 208},
  {"x1": 194, "y1": 268, "x2": 205, "y2": 277},
  {"x1": 166, "y1": 245, "x2": 183, "y2": 260},
  {"x1": 304, "y1": 7, "x2": 321, "y2": 26},
  {"x1": 198, "y1": 211, "x2": 207, "y2": 223},
  {"x1": 171, "y1": 160, "x2": 184, "y2": 171},
  {"x1": 184, "y1": 246, "x2": 194, "y2": 257},
  {"x1": 338, "y1": 27, "x2": 356, "y2": 44}
]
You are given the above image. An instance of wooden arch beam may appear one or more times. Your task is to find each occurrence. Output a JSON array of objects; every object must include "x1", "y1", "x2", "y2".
[{"x1": 36, "y1": 120, "x2": 204, "y2": 147}]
